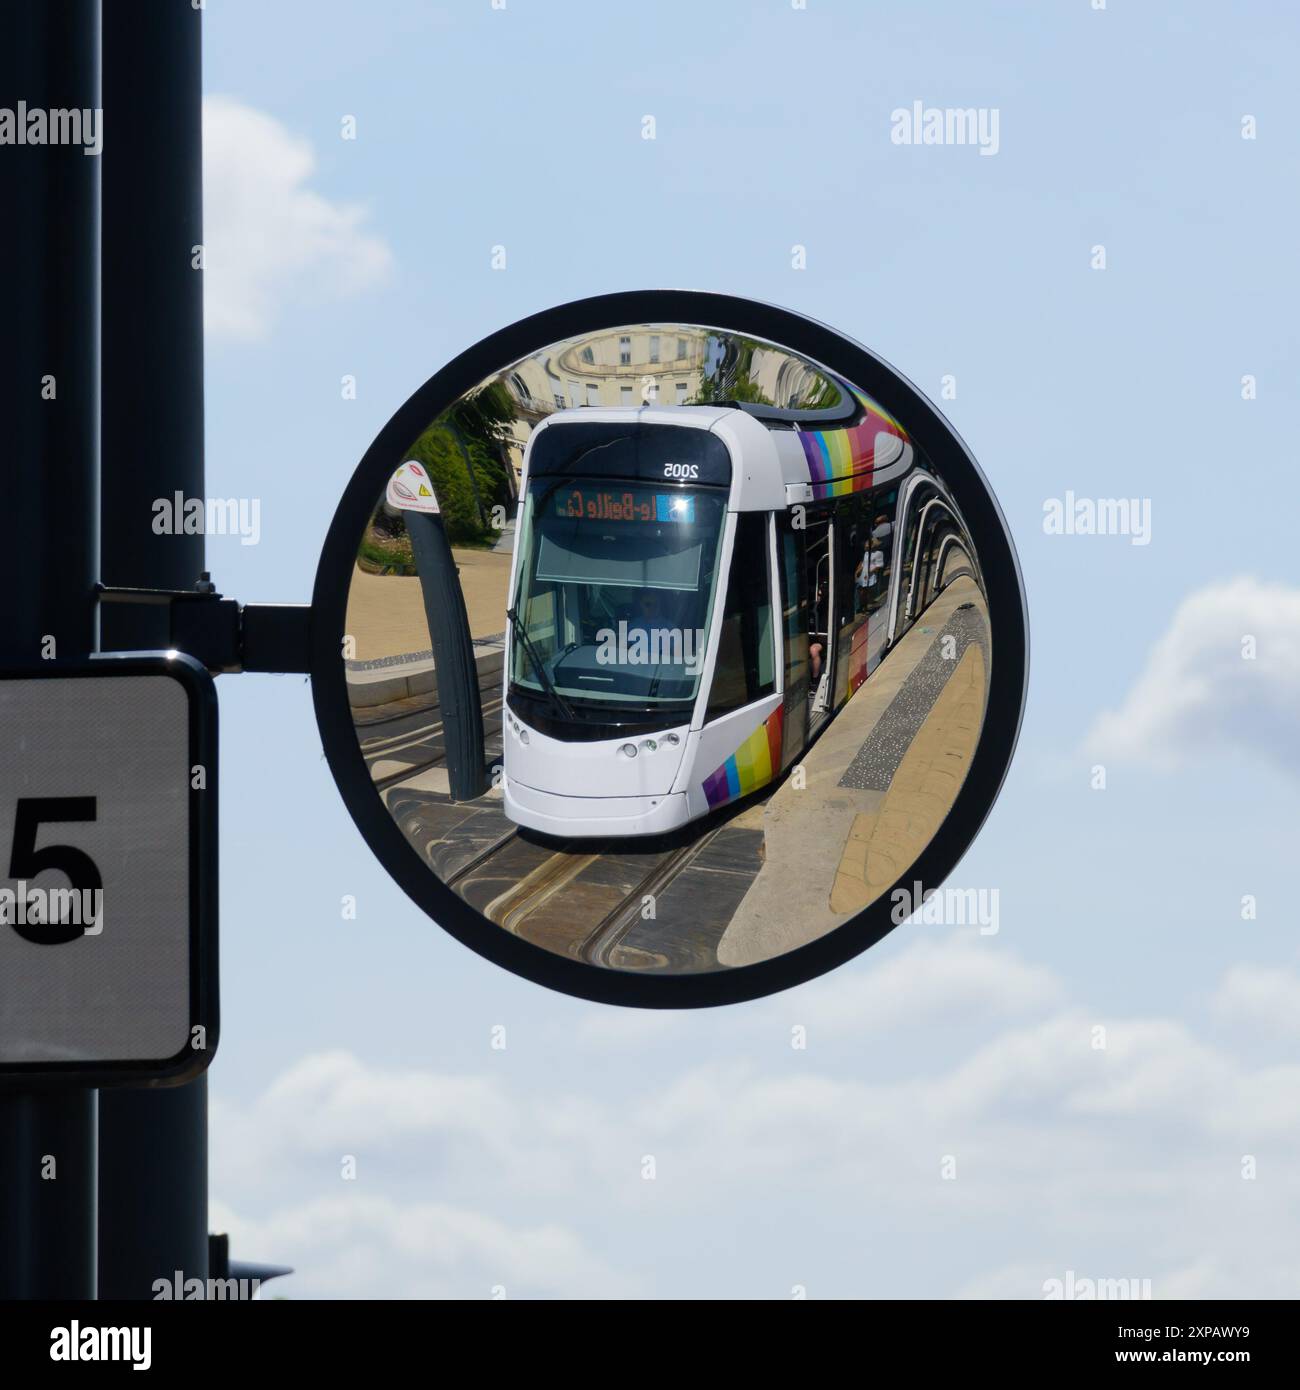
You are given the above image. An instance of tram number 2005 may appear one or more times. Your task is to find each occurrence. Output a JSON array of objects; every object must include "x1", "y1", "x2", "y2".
[{"x1": 662, "y1": 463, "x2": 699, "y2": 480}]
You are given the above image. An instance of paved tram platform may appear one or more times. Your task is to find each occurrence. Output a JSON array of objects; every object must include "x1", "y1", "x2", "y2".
[
  {"x1": 344, "y1": 546, "x2": 513, "y2": 662},
  {"x1": 717, "y1": 575, "x2": 989, "y2": 967}
]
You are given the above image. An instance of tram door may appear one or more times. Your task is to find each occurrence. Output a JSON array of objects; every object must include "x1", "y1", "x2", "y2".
[
  {"x1": 803, "y1": 515, "x2": 834, "y2": 727},
  {"x1": 777, "y1": 507, "x2": 839, "y2": 760}
]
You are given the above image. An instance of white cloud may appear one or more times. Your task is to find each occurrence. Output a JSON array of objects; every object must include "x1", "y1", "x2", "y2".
[
  {"x1": 1213, "y1": 963, "x2": 1300, "y2": 1041},
  {"x1": 1087, "y1": 576, "x2": 1300, "y2": 774},
  {"x1": 571, "y1": 932, "x2": 1062, "y2": 1051},
  {"x1": 211, "y1": 933, "x2": 1300, "y2": 1298},
  {"x1": 210, "y1": 1194, "x2": 635, "y2": 1301},
  {"x1": 956, "y1": 1255, "x2": 1237, "y2": 1301},
  {"x1": 767, "y1": 932, "x2": 1064, "y2": 1035},
  {"x1": 572, "y1": 1009, "x2": 683, "y2": 1049},
  {"x1": 202, "y1": 96, "x2": 392, "y2": 341}
]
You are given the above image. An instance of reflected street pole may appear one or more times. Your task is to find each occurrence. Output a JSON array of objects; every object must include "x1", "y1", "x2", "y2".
[{"x1": 406, "y1": 514, "x2": 488, "y2": 801}]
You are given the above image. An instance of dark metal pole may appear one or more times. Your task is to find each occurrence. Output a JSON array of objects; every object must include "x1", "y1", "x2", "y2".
[
  {"x1": 0, "y1": 0, "x2": 102, "y2": 1301},
  {"x1": 96, "y1": 0, "x2": 208, "y2": 1299},
  {"x1": 406, "y1": 516, "x2": 488, "y2": 801}
]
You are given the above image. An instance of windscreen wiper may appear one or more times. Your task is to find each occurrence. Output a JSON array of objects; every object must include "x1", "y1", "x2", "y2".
[{"x1": 506, "y1": 605, "x2": 576, "y2": 720}]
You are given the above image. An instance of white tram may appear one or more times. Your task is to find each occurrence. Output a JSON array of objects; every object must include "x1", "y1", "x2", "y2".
[{"x1": 501, "y1": 380, "x2": 979, "y2": 837}]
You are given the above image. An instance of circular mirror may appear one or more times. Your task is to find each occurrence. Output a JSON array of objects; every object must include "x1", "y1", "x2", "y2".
[{"x1": 311, "y1": 292, "x2": 1027, "y2": 1006}]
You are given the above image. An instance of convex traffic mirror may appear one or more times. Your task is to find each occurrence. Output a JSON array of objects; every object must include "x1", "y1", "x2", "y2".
[{"x1": 311, "y1": 292, "x2": 1027, "y2": 1007}]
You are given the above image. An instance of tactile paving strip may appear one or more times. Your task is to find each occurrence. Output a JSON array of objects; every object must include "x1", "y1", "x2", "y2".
[{"x1": 838, "y1": 604, "x2": 989, "y2": 792}]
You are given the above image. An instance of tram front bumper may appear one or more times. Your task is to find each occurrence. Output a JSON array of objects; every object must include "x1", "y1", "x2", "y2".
[{"x1": 503, "y1": 777, "x2": 692, "y2": 839}]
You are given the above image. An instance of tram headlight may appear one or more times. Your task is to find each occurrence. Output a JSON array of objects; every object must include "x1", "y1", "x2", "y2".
[
  {"x1": 640, "y1": 739, "x2": 657, "y2": 752},
  {"x1": 620, "y1": 743, "x2": 638, "y2": 758},
  {"x1": 519, "y1": 729, "x2": 530, "y2": 745},
  {"x1": 663, "y1": 733, "x2": 680, "y2": 747}
]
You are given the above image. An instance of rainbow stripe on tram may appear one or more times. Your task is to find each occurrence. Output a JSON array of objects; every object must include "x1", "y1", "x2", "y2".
[
  {"x1": 799, "y1": 387, "x2": 908, "y2": 499},
  {"x1": 701, "y1": 706, "x2": 785, "y2": 809}
]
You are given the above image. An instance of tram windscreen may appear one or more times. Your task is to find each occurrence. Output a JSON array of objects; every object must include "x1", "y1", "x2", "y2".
[{"x1": 510, "y1": 478, "x2": 728, "y2": 713}]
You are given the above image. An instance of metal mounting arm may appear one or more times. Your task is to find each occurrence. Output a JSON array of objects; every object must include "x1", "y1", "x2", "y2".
[{"x1": 96, "y1": 578, "x2": 312, "y2": 675}]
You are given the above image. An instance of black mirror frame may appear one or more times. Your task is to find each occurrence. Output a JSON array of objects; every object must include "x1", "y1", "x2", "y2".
[{"x1": 310, "y1": 291, "x2": 1029, "y2": 1009}]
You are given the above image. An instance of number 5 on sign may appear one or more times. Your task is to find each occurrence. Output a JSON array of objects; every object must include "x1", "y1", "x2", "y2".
[
  {"x1": 0, "y1": 654, "x2": 218, "y2": 1086},
  {"x1": 6, "y1": 797, "x2": 103, "y2": 944}
]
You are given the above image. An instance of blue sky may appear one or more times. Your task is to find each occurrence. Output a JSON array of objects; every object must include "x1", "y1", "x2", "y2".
[{"x1": 198, "y1": 0, "x2": 1300, "y2": 1298}]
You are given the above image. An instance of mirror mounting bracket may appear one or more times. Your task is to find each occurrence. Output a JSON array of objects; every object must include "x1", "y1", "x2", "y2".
[{"x1": 96, "y1": 582, "x2": 311, "y2": 675}]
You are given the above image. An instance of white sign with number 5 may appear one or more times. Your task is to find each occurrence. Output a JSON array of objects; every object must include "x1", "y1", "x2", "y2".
[{"x1": 0, "y1": 656, "x2": 216, "y2": 1082}]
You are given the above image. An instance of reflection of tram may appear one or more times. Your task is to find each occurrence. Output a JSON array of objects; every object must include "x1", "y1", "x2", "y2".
[{"x1": 501, "y1": 379, "x2": 981, "y2": 837}]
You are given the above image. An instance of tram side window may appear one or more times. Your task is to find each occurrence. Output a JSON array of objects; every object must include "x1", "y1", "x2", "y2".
[
  {"x1": 705, "y1": 512, "x2": 775, "y2": 720},
  {"x1": 919, "y1": 514, "x2": 956, "y2": 613},
  {"x1": 862, "y1": 489, "x2": 896, "y2": 617},
  {"x1": 918, "y1": 499, "x2": 951, "y2": 618},
  {"x1": 897, "y1": 486, "x2": 932, "y2": 630},
  {"x1": 838, "y1": 494, "x2": 871, "y2": 623},
  {"x1": 917, "y1": 514, "x2": 945, "y2": 617},
  {"x1": 938, "y1": 529, "x2": 971, "y2": 590}
]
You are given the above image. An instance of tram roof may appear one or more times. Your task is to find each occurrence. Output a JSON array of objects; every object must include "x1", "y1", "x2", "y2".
[{"x1": 529, "y1": 401, "x2": 916, "y2": 512}]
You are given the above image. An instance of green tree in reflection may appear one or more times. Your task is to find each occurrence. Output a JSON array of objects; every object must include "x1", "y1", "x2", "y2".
[{"x1": 404, "y1": 383, "x2": 516, "y2": 546}]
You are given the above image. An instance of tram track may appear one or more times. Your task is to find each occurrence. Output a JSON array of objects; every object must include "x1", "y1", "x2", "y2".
[
  {"x1": 361, "y1": 690, "x2": 503, "y2": 755},
  {"x1": 576, "y1": 823, "x2": 725, "y2": 967},
  {"x1": 359, "y1": 677, "x2": 771, "y2": 971},
  {"x1": 361, "y1": 676, "x2": 504, "y2": 794},
  {"x1": 484, "y1": 846, "x2": 606, "y2": 935},
  {"x1": 437, "y1": 798, "x2": 759, "y2": 969},
  {"x1": 442, "y1": 824, "x2": 519, "y2": 890}
]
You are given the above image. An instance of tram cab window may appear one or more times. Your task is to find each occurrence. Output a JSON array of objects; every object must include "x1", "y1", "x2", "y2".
[
  {"x1": 705, "y1": 512, "x2": 775, "y2": 721},
  {"x1": 509, "y1": 474, "x2": 729, "y2": 714}
]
